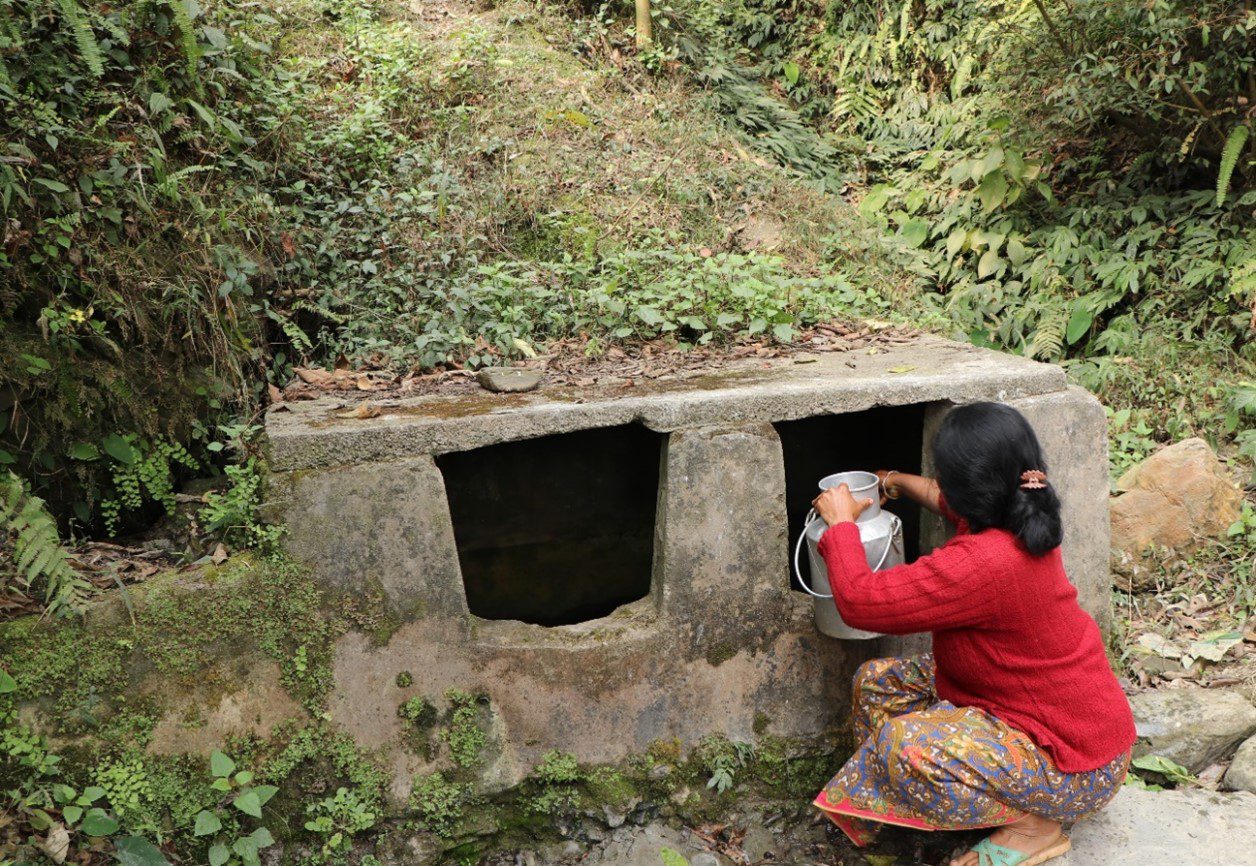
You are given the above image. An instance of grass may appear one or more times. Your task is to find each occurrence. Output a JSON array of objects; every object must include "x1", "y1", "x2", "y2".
[{"x1": 256, "y1": 0, "x2": 911, "y2": 369}]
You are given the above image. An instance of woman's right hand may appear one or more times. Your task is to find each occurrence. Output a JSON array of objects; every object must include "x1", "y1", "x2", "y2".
[
  {"x1": 873, "y1": 471, "x2": 946, "y2": 516},
  {"x1": 874, "y1": 469, "x2": 897, "y2": 504}
]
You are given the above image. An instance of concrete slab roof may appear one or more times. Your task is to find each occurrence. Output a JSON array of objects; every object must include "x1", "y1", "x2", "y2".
[{"x1": 265, "y1": 337, "x2": 1068, "y2": 472}]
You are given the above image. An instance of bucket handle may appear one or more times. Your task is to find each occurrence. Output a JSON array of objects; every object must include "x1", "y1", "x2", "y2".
[{"x1": 792, "y1": 510, "x2": 902, "y2": 599}]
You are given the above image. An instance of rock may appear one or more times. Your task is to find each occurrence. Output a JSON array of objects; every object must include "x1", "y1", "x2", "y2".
[
  {"x1": 561, "y1": 842, "x2": 582, "y2": 859},
  {"x1": 378, "y1": 829, "x2": 444, "y2": 864},
  {"x1": 602, "y1": 805, "x2": 627, "y2": 829},
  {"x1": 594, "y1": 822, "x2": 697, "y2": 866},
  {"x1": 477, "y1": 367, "x2": 543, "y2": 393},
  {"x1": 1061, "y1": 785, "x2": 1256, "y2": 865},
  {"x1": 648, "y1": 764, "x2": 673, "y2": 781},
  {"x1": 1110, "y1": 438, "x2": 1242, "y2": 590},
  {"x1": 1197, "y1": 762, "x2": 1228, "y2": 789},
  {"x1": 741, "y1": 823, "x2": 777, "y2": 863},
  {"x1": 689, "y1": 855, "x2": 720, "y2": 866},
  {"x1": 1130, "y1": 688, "x2": 1256, "y2": 772},
  {"x1": 1223, "y1": 733, "x2": 1256, "y2": 793},
  {"x1": 739, "y1": 214, "x2": 785, "y2": 251},
  {"x1": 669, "y1": 785, "x2": 691, "y2": 806}
]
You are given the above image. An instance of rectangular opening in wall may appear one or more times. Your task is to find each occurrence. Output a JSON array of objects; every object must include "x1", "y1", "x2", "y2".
[
  {"x1": 774, "y1": 405, "x2": 927, "y2": 591},
  {"x1": 436, "y1": 425, "x2": 664, "y2": 626}
]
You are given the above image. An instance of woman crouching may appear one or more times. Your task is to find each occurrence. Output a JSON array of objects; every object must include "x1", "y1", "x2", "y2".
[{"x1": 810, "y1": 402, "x2": 1135, "y2": 866}]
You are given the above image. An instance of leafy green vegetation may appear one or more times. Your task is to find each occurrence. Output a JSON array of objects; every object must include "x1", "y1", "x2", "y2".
[
  {"x1": 198, "y1": 458, "x2": 284, "y2": 552},
  {"x1": 1, "y1": 0, "x2": 899, "y2": 542},
  {"x1": 694, "y1": 735, "x2": 755, "y2": 794},
  {"x1": 193, "y1": 751, "x2": 280, "y2": 866},
  {"x1": 525, "y1": 750, "x2": 584, "y2": 815},
  {"x1": 664, "y1": 0, "x2": 1254, "y2": 470},
  {"x1": 440, "y1": 690, "x2": 487, "y2": 769},
  {"x1": 1, "y1": 701, "x2": 180, "y2": 866},
  {"x1": 408, "y1": 772, "x2": 477, "y2": 838},
  {"x1": 1, "y1": 0, "x2": 280, "y2": 528},
  {"x1": 0, "y1": 471, "x2": 86, "y2": 612},
  {"x1": 302, "y1": 786, "x2": 378, "y2": 864},
  {"x1": 1127, "y1": 754, "x2": 1197, "y2": 790}
]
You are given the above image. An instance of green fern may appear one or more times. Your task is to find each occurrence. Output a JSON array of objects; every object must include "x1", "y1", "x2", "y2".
[
  {"x1": 1230, "y1": 253, "x2": 1256, "y2": 308},
  {"x1": 0, "y1": 472, "x2": 86, "y2": 614},
  {"x1": 833, "y1": 88, "x2": 880, "y2": 128},
  {"x1": 167, "y1": 0, "x2": 201, "y2": 77},
  {"x1": 1028, "y1": 306, "x2": 1066, "y2": 360},
  {"x1": 1216, "y1": 123, "x2": 1250, "y2": 206},
  {"x1": 55, "y1": 0, "x2": 104, "y2": 77}
]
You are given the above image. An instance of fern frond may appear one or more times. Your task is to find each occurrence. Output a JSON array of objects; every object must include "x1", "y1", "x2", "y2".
[
  {"x1": 280, "y1": 318, "x2": 314, "y2": 353},
  {"x1": 1, "y1": 472, "x2": 87, "y2": 614},
  {"x1": 292, "y1": 297, "x2": 352, "y2": 323},
  {"x1": 832, "y1": 88, "x2": 880, "y2": 128},
  {"x1": 1216, "y1": 123, "x2": 1250, "y2": 207},
  {"x1": 168, "y1": 0, "x2": 201, "y2": 77},
  {"x1": 1230, "y1": 253, "x2": 1256, "y2": 309},
  {"x1": 55, "y1": 0, "x2": 104, "y2": 78},
  {"x1": 1028, "y1": 304, "x2": 1066, "y2": 360}
]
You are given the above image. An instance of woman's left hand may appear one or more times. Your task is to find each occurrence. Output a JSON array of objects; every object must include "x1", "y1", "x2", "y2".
[{"x1": 812, "y1": 483, "x2": 874, "y2": 526}]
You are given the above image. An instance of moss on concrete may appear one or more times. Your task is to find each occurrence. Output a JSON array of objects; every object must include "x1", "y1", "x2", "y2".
[
  {"x1": 0, "y1": 552, "x2": 341, "y2": 754},
  {"x1": 0, "y1": 550, "x2": 852, "y2": 866},
  {"x1": 441, "y1": 690, "x2": 488, "y2": 768},
  {"x1": 262, "y1": 721, "x2": 389, "y2": 812},
  {"x1": 398, "y1": 695, "x2": 441, "y2": 759},
  {"x1": 704, "y1": 641, "x2": 737, "y2": 667},
  {"x1": 410, "y1": 772, "x2": 481, "y2": 838},
  {"x1": 335, "y1": 573, "x2": 413, "y2": 646}
]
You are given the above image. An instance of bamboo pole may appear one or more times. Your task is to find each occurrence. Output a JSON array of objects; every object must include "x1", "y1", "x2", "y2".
[{"x1": 635, "y1": 0, "x2": 652, "y2": 47}]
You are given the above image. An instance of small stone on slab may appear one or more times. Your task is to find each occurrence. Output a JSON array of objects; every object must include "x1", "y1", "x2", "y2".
[
  {"x1": 1224, "y1": 733, "x2": 1256, "y2": 793},
  {"x1": 477, "y1": 367, "x2": 542, "y2": 393}
]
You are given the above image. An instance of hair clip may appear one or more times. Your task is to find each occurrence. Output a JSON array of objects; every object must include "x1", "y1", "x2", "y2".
[{"x1": 1019, "y1": 469, "x2": 1047, "y2": 490}]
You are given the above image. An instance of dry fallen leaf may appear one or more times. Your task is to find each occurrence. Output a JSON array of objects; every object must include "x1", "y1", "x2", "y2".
[
  {"x1": 268, "y1": 383, "x2": 283, "y2": 403},
  {"x1": 42, "y1": 823, "x2": 70, "y2": 864},
  {"x1": 295, "y1": 367, "x2": 334, "y2": 387},
  {"x1": 332, "y1": 369, "x2": 359, "y2": 388},
  {"x1": 211, "y1": 543, "x2": 229, "y2": 565},
  {"x1": 334, "y1": 402, "x2": 382, "y2": 420}
]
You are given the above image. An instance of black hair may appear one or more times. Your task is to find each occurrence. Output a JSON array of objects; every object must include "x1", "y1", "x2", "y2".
[{"x1": 931, "y1": 402, "x2": 1063, "y2": 556}]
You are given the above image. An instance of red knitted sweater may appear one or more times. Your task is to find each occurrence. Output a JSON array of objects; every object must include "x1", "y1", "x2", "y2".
[{"x1": 818, "y1": 505, "x2": 1135, "y2": 773}]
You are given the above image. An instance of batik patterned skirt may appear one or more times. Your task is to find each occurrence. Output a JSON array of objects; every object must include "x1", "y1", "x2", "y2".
[{"x1": 813, "y1": 655, "x2": 1129, "y2": 847}]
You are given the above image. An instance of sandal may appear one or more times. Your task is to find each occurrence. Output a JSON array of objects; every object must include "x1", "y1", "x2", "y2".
[{"x1": 961, "y1": 833, "x2": 1071, "y2": 866}]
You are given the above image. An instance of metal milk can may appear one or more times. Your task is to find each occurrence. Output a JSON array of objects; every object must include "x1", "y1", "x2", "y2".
[{"x1": 791, "y1": 470, "x2": 905, "y2": 640}]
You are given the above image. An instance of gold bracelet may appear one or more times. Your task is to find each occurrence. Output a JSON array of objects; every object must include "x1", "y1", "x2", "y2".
[{"x1": 882, "y1": 470, "x2": 901, "y2": 500}]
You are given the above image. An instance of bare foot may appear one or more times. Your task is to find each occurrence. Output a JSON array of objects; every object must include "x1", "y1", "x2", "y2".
[{"x1": 949, "y1": 814, "x2": 1064, "y2": 866}]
